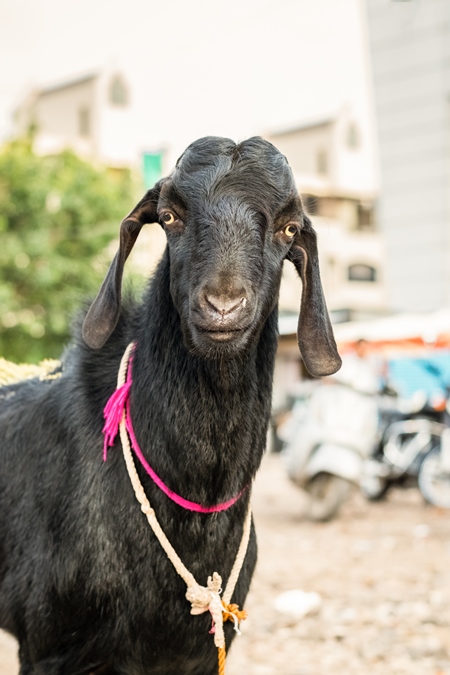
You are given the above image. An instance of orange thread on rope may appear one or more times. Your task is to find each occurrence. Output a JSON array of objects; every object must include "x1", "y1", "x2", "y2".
[
  {"x1": 216, "y1": 603, "x2": 247, "y2": 674},
  {"x1": 222, "y1": 603, "x2": 248, "y2": 625}
]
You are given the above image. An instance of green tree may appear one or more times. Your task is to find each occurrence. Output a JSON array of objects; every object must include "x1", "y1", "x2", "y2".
[{"x1": 0, "y1": 138, "x2": 136, "y2": 363}]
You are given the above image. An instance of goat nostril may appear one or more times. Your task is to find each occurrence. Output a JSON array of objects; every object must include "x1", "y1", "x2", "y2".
[{"x1": 205, "y1": 295, "x2": 247, "y2": 317}]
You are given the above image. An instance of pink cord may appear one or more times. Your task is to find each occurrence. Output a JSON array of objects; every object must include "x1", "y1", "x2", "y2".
[{"x1": 102, "y1": 352, "x2": 245, "y2": 513}]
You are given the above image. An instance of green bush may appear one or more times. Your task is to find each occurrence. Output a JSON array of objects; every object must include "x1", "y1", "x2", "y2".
[{"x1": 0, "y1": 138, "x2": 137, "y2": 363}]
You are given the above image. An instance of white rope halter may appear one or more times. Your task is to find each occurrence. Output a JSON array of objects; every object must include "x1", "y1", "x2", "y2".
[{"x1": 116, "y1": 342, "x2": 253, "y2": 651}]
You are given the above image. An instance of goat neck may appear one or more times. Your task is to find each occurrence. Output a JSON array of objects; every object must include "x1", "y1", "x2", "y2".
[{"x1": 129, "y1": 258, "x2": 277, "y2": 509}]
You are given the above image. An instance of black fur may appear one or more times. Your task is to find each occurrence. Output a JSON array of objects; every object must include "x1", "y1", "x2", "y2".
[{"x1": 0, "y1": 136, "x2": 340, "y2": 674}]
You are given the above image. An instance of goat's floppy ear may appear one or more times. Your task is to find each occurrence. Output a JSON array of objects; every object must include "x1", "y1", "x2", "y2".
[
  {"x1": 82, "y1": 184, "x2": 162, "y2": 349},
  {"x1": 287, "y1": 216, "x2": 342, "y2": 377}
]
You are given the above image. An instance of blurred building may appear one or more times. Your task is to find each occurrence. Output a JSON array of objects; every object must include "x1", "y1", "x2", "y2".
[
  {"x1": 14, "y1": 68, "x2": 163, "y2": 182},
  {"x1": 265, "y1": 108, "x2": 385, "y2": 414},
  {"x1": 14, "y1": 69, "x2": 385, "y2": 321},
  {"x1": 14, "y1": 68, "x2": 167, "y2": 278},
  {"x1": 266, "y1": 106, "x2": 386, "y2": 324},
  {"x1": 365, "y1": 0, "x2": 450, "y2": 312}
]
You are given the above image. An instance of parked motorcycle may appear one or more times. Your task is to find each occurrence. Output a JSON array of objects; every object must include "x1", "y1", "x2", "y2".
[
  {"x1": 360, "y1": 390, "x2": 450, "y2": 508},
  {"x1": 280, "y1": 379, "x2": 378, "y2": 521}
]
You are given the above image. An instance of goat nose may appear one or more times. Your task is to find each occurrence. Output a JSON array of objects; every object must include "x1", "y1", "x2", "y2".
[{"x1": 205, "y1": 294, "x2": 247, "y2": 317}]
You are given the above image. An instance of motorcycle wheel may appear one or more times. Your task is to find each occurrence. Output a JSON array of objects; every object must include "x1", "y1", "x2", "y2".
[
  {"x1": 304, "y1": 473, "x2": 352, "y2": 522},
  {"x1": 418, "y1": 447, "x2": 450, "y2": 509},
  {"x1": 360, "y1": 473, "x2": 390, "y2": 501}
]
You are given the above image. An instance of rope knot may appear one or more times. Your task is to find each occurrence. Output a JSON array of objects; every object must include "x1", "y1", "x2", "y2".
[
  {"x1": 185, "y1": 573, "x2": 247, "y2": 650},
  {"x1": 186, "y1": 573, "x2": 225, "y2": 648}
]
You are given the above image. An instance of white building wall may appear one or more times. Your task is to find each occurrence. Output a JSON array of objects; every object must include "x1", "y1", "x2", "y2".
[
  {"x1": 96, "y1": 71, "x2": 141, "y2": 168},
  {"x1": 365, "y1": 0, "x2": 450, "y2": 312},
  {"x1": 267, "y1": 123, "x2": 335, "y2": 193},
  {"x1": 333, "y1": 104, "x2": 378, "y2": 196},
  {"x1": 315, "y1": 218, "x2": 386, "y2": 313},
  {"x1": 267, "y1": 107, "x2": 377, "y2": 198},
  {"x1": 31, "y1": 78, "x2": 99, "y2": 158},
  {"x1": 15, "y1": 68, "x2": 147, "y2": 170}
]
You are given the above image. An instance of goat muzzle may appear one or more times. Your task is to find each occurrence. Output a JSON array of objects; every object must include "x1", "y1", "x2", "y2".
[{"x1": 190, "y1": 290, "x2": 255, "y2": 343}]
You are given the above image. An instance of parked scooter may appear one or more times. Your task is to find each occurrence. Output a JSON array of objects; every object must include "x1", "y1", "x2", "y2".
[
  {"x1": 360, "y1": 390, "x2": 450, "y2": 508},
  {"x1": 280, "y1": 377, "x2": 378, "y2": 521}
]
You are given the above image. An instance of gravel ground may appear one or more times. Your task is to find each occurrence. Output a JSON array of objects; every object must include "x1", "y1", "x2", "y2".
[{"x1": 1, "y1": 453, "x2": 449, "y2": 675}]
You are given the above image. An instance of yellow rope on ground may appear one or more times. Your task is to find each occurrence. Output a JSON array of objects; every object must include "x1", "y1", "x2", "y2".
[
  {"x1": 116, "y1": 342, "x2": 251, "y2": 675},
  {"x1": 0, "y1": 357, "x2": 61, "y2": 387}
]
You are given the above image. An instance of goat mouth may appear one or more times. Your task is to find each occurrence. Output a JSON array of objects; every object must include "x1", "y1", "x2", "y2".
[{"x1": 194, "y1": 325, "x2": 251, "y2": 342}]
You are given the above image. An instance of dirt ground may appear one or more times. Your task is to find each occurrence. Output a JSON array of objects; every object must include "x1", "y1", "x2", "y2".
[{"x1": 1, "y1": 453, "x2": 449, "y2": 675}]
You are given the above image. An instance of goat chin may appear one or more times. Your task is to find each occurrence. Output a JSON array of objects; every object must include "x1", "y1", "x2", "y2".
[{"x1": 186, "y1": 323, "x2": 255, "y2": 358}]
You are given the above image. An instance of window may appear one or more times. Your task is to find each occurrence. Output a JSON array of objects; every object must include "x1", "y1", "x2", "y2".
[
  {"x1": 316, "y1": 149, "x2": 328, "y2": 175},
  {"x1": 79, "y1": 107, "x2": 90, "y2": 137},
  {"x1": 109, "y1": 75, "x2": 128, "y2": 106},
  {"x1": 346, "y1": 122, "x2": 359, "y2": 149},
  {"x1": 348, "y1": 264, "x2": 377, "y2": 282},
  {"x1": 357, "y1": 203, "x2": 375, "y2": 230}
]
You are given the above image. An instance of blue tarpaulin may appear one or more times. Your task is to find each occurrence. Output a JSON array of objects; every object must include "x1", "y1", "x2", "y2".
[{"x1": 388, "y1": 350, "x2": 450, "y2": 399}]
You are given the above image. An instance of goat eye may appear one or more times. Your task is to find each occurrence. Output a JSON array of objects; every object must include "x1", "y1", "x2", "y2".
[
  {"x1": 162, "y1": 212, "x2": 175, "y2": 226},
  {"x1": 284, "y1": 224, "x2": 298, "y2": 238}
]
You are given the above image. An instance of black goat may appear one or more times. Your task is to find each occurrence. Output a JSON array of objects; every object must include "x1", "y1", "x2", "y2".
[{"x1": 0, "y1": 136, "x2": 341, "y2": 675}]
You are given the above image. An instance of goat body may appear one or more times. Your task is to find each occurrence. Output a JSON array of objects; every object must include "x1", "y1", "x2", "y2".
[{"x1": 0, "y1": 136, "x2": 340, "y2": 675}]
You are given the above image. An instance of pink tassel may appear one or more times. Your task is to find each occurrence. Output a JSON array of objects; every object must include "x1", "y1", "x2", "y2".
[{"x1": 102, "y1": 381, "x2": 131, "y2": 461}]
